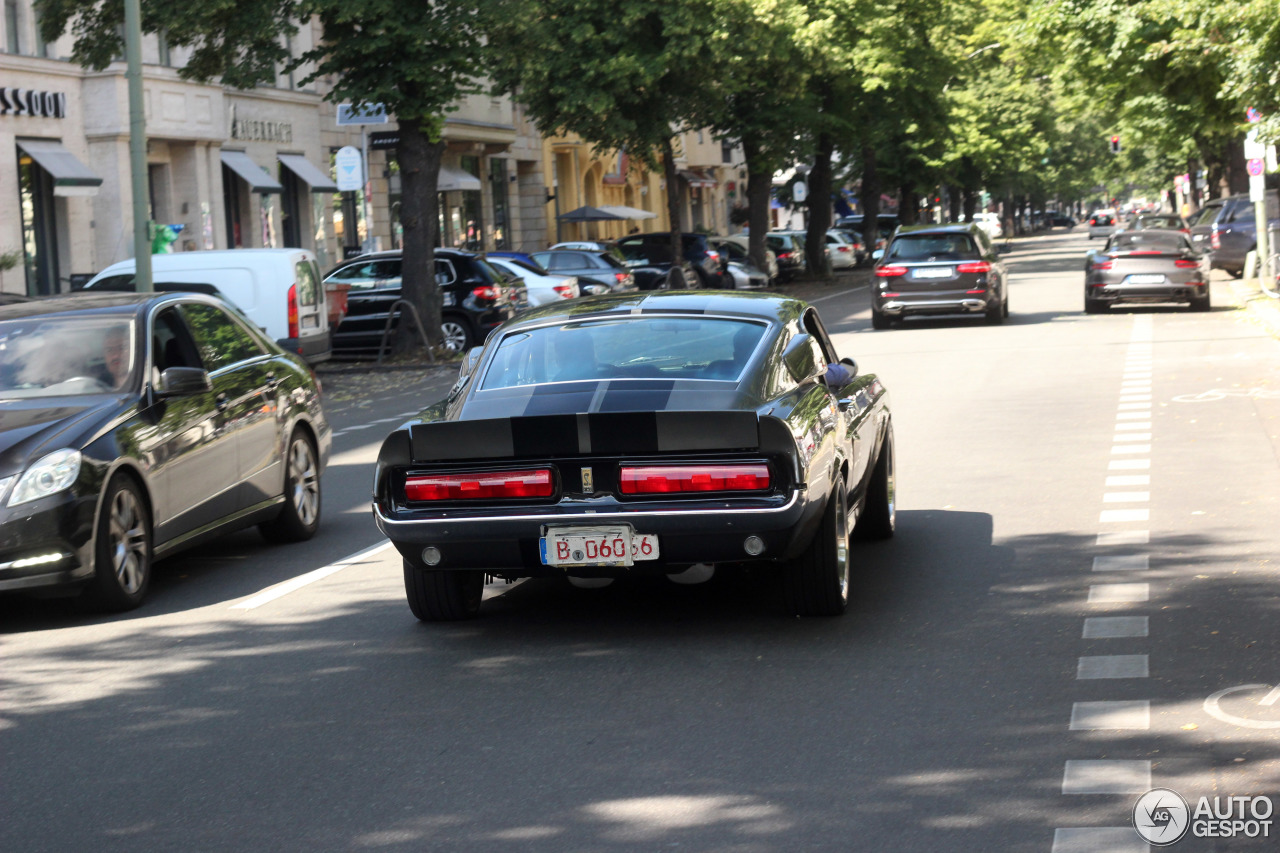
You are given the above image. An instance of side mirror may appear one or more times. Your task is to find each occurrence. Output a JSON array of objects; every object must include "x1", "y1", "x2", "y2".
[
  {"x1": 839, "y1": 356, "x2": 858, "y2": 377},
  {"x1": 871, "y1": 249, "x2": 885, "y2": 262},
  {"x1": 458, "y1": 346, "x2": 484, "y2": 381},
  {"x1": 156, "y1": 366, "x2": 212, "y2": 397}
]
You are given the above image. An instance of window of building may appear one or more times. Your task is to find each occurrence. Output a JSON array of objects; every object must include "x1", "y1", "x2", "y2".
[
  {"x1": 457, "y1": 155, "x2": 483, "y2": 250},
  {"x1": 157, "y1": 29, "x2": 171, "y2": 66},
  {"x1": 222, "y1": 163, "x2": 245, "y2": 248},
  {"x1": 722, "y1": 140, "x2": 735, "y2": 163},
  {"x1": 5, "y1": 0, "x2": 22, "y2": 54},
  {"x1": 17, "y1": 148, "x2": 59, "y2": 295},
  {"x1": 489, "y1": 159, "x2": 509, "y2": 250}
]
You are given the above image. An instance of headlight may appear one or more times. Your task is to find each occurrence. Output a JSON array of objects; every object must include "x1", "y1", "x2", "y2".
[{"x1": 9, "y1": 449, "x2": 82, "y2": 506}]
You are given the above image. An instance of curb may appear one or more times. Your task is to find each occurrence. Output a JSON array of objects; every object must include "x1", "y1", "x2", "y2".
[{"x1": 1224, "y1": 276, "x2": 1280, "y2": 339}]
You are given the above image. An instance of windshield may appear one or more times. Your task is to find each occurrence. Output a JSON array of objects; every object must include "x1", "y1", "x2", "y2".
[
  {"x1": 886, "y1": 233, "x2": 979, "y2": 261},
  {"x1": 0, "y1": 316, "x2": 139, "y2": 398},
  {"x1": 1109, "y1": 232, "x2": 1189, "y2": 253},
  {"x1": 479, "y1": 317, "x2": 768, "y2": 389}
]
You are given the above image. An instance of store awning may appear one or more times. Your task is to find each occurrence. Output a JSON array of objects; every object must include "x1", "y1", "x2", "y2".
[
  {"x1": 437, "y1": 164, "x2": 482, "y2": 192},
  {"x1": 220, "y1": 150, "x2": 282, "y2": 193},
  {"x1": 678, "y1": 169, "x2": 717, "y2": 188},
  {"x1": 16, "y1": 139, "x2": 102, "y2": 197},
  {"x1": 278, "y1": 154, "x2": 338, "y2": 192},
  {"x1": 598, "y1": 205, "x2": 658, "y2": 220}
]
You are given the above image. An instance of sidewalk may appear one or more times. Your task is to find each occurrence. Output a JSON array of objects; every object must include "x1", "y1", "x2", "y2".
[{"x1": 1224, "y1": 273, "x2": 1280, "y2": 338}]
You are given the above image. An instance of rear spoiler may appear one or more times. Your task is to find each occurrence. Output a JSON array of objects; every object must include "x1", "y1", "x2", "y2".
[{"x1": 393, "y1": 411, "x2": 795, "y2": 463}]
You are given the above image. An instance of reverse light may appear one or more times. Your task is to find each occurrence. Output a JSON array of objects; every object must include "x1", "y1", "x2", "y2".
[
  {"x1": 287, "y1": 283, "x2": 299, "y2": 339},
  {"x1": 9, "y1": 449, "x2": 82, "y2": 506},
  {"x1": 619, "y1": 463, "x2": 771, "y2": 495},
  {"x1": 956, "y1": 261, "x2": 992, "y2": 274},
  {"x1": 404, "y1": 469, "x2": 553, "y2": 501},
  {"x1": 876, "y1": 265, "x2": 908, "y2": 277}
]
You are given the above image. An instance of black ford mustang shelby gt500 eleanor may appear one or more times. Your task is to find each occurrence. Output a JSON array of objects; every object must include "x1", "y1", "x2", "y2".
[{"x1": 374, "y1": 291, "x2": 894, "y2": 620}]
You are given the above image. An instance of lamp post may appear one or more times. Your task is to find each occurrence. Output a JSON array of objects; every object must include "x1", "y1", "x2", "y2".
[{"x1": 124, "y1": 0, "x2": 151, "y2": 291}]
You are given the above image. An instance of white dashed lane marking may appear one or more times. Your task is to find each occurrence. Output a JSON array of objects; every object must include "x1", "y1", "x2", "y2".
[
  {"x1": 1077, "y1": 655, "x2": 1150, "y2": 679},
  {"x1": 1092, "y1": 555, "x2": 1149, "y2": 571},
  {"x1": 1070, "y1": 701, "x2": 1151, "y2": 731},
  {"x1": 1083, "y1": 616, "x2": 1149, "y2": 638},
  {"x1": 1100, "y1": 508, "x2": 1150, "y2": 523},
  {"x1": 1051, "y1": 828, "x2": 1148, "y2": 853},
  {"x1": 1062, "y1": 760, "x2": 1151, "y2": 794},
  {"x1": 1088, "y1": 583, "x2": 1150, "y2": 603}
]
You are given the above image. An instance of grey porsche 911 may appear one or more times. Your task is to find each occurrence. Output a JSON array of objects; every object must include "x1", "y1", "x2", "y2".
[{"x1": 374, "y1": 291, "x2": 894, "y2": 621}]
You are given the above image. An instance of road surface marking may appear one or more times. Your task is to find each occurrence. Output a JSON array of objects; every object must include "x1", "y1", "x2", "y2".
[
  {"x1": 1119, "y1": 394, "x2": 1152, "y2": 403},
  {"x1": 230, "y1": 541, "x2": 395, "y2": 610},
  {"x1": 1051, "y1": 827, "x2": 1148, "y2": 853},
  {"x1": 1203, "y1": 684, "x2": 1280, "y2": 729},
  {"x1": 1117, "y1": 402, "x2": 1150, "y2": 410},
  {"x1": 1261, "y1": 686, "x2": 1280, "y2": 706},
  {"x1": 1096, "y1": 529, "x2": 1149, "y2": 545},
  {"x1": 1062, "y1": 760, "x2": 1151, "y2": 794},
  {"x1": 1105, "y1": 475, "x2": 1149, "y2": 486},
  {"x1": 1100, "y1": 509, "x2": 1150, "y2": 523},
  {"x1": 1078, "y1": 655, "x2": 1149, "y2": 679},
  {"x1": 808, "y1": 283, "x2": 869, "y2": 305},
  {"x1": 1108, "y1": 459, "x2": 1150, "y2": 470},
  {"x1": 1089, "y1": 583, "x2": 1149, "y2": 602},
  {"x1": 1104, "y1": 492, "x2": 1149, "y2": 503},
  {"x1": 1093, "y1": 555, "x2": 1149, "y2": 571},
  {"x1": 1115, "y1": 412, "x2": 1150, "y2": 420},
  {"x1": 1114, "y1": 421, "x2": 1152, "y2": 430},
  {"x1": 1071, "y1": 701, "x2": 1150, "y2": 730},
  {"x1": 1083, "y1": 616, "x2": 1148, "y2": 638},
  {"x1": 1112, "y1": 433, "x2": 1152, "y2": 443},
  {"x1": 1110, "y1": 445, "x2": 1151, "y2": 455}
]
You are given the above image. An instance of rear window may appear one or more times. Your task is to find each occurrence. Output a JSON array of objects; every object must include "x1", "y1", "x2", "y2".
[
  {"x1": 1109, "y1": 232, "x2": 1189, "y2": 252},
  {"x1": 886, "y1": 233, "x2": 979, "y2": 261},
  {"x1": 295, "y1": 261, "x2": 320, "y2": 307},
  {"x1": 479, "y1": 317, "x2": 768, "y2": 389}
]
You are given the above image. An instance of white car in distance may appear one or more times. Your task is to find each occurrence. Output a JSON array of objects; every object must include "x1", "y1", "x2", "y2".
[{"x1": 487, "y1": 256, "x2": 580, "y2": 307}]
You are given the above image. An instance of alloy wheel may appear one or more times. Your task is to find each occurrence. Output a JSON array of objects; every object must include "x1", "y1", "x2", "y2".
[{"x1": 109, "y1": 489, "x2": 149, "y2": 594}]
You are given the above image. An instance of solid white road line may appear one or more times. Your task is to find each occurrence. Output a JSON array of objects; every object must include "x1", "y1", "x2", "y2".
[
  {"x1": 1077, "y1": 655, "x2": 1149, "y2": 679},
  {"x1": 1061, "y1": 760, "x2": 1151, "y2": 794},
  {"x1": 1083, "y1": 616, "x2": 1149, "y2": 638},
  {"x1": 807, "y1": 283, "x2": 869, "y2": 305},
  {"x1": 1088, "y1": 583, "x2": 1150, "y2": 603},
  {"x1": 230, "y1": 540, "x2": 395, "y2": 610},
  {"x1": 1070, "y1": 701, "x2": 1150, "y2": 730}
]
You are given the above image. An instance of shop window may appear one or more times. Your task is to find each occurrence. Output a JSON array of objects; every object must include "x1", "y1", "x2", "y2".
[
  {"x1": 458, "y1": 155, "x2": 483, "y2": 250},
  {"x1": 17, "y1": 150, "x2": 59, "y2": 295},
  {"x1": 489, "y1": 159, "x2": 509, "y2": 250},
  {"x1": 222, "y1": 163, "x2": 245, "y2": 248},
  {"x1": 281, "y1": 167, "x2": 302, "y2": 248}
]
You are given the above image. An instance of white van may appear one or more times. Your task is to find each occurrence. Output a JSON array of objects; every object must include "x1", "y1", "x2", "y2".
[{"x1": 82, "y1": 249, "x2": 331, "y2": 363}]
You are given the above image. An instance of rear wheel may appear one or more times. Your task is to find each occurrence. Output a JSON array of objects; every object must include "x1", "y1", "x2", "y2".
[
  {"x1": 870, "y1": 308, "x2": 892, "y2": 330},
  {"x1": 855, "y1": 428, "x2": 895, "y2": 540},
  {"x1": 1084, "y1": 296, "x2": 1106, "y2": 314},
  {"x1": 84, "y1": 476, "x2": 152, "y2": 611},
  {"x1": 1190, "y1": 288, "x2": 1211, "y2": 312},
  {"x1": 984, "y1": 296, "x2": 1005, "y2": 324},
  {"x1": 403, "y1": 561, "x2": 484, "y2": 621},
  {"x1": 440, "y1": 316, "x2": 473, "y2": 353},
  {"x1": 785, "y1": 483, "x2": 850, "y2": 617}
]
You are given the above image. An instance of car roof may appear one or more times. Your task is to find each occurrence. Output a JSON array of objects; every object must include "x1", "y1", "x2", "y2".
[
  {"x1": 500, "y1": 290, "x2": 806, "y2": 329},
  {"x1": 0, "y1": 291, "x2": 188, "y2": 321},
  {"x1": 893, "y1": 223, "x2": 984, "y2": 237}
]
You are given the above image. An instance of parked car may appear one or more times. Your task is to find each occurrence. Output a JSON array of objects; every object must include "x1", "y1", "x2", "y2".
[
  {"x1": 1204, "y1": 191, "x2": 1280, "y2": 278},
  {"x1": 0, "y1": 291, "x2": 330, "y2": 610},
  {"x1": 1047, "y1": 214, "x2": 1077, "y2": 228},
  {"x1": 829, "y1": 228, "x2": 868, "y2": 265},
  {"x1": 765, "y1": 232, "x2": 808, "y2": 280},
  {"x1": 373, "y1": 290, "x2": 895, "y2": 621},
  {"x1": 529, "y1": 249, "x2": 636, "y2": 295},
  {"x1": 613, "y1": 239, "x2": 698, "y2": 290},
  {"x1": 825, "y1": 230, "x2": 858, "y2": 269},
  {"x1": 485, "y1": 256, "x2": 580, "y2": 307},
  {"x1": 616, "y1": 233, "x2": 723, "y2": 288},
  {"x1": 708, "y1": 239, "x2": 770, "y2": 289},
  {"x1": 870, "y1": 223, "x2": 1009, "y2": 328},
  {"x1": 717, "y1": 235, "x2": 779, "y2": 283},
  {"x1": 487, "y1": 250, "x2": 539, "y2": 266},
  {"x1": 1084, "y1": 230, "x2": 1209, "y2": 313},
  {"x1": 836, "y1": 214, "x2": 901, "y2": 249},
  {"x1": 1186, "y1": 199, "x2": 1226, "y2": 258},
  {"x1": 970, "y1": 212, "x2": 1004, "y2": 240},
  {"x1": 82, "y1": 249, "x2": 331, "y2": 364},
  {"x1": 1126, "y1": 213, "x2": 1188, "y2": 232},
  {"x1": 1086, "y1": 211, "x2": 1120, "y2": 239},
  {"x1": 323, "y1": 249, "x2": 519, "y2": 354},
  {"x1": 549, "y1": 241, "x2": 626, "y2": 262}
]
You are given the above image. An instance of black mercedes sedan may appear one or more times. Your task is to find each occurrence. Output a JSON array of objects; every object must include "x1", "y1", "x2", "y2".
[
  {"x1": 373, "y1": 291, "x2": 895, "y2": 621},
  {"x1": 0, "y1": 292, "x2": 330, "y2": 610}
]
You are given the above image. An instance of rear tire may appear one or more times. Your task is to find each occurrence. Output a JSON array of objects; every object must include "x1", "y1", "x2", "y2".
[
  {"x1": 855, "y1": 428, "x2": 895, "y2": 540},
  {"x1": 785, "y1": 483, "x2": 850, "y2": 617},
  {"x1": 403, "y1": 561, "x2": 484, "y2": 621},
  {"x1": 870, "y1": 309, "x2": 892, "y2": 330},
  {"x1": 984, "y1": 297, "x2": 1005, "y2": 324},
  {"x1": 1084, "y1": 297, "x2": 1106, "y2": 314},
  {"x1": 1190, "y1": 289, "x2": 1211, "y2": 312}
]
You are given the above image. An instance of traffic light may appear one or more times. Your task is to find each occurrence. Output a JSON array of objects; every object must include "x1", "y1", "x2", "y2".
[{"x1": 1109, "y1": 135, "x2": 1121, "y2": 154}]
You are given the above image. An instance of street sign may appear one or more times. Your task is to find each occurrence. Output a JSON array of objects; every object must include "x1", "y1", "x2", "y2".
[
  {"x1": 336, "y1": 103, "x2": 388, "y2": 126},
  {"x1": 1248, "y1": 158, "x2": 1265, "y2": 178},
  {"x1": 793, "y1": 181, "x2": 808, "y2": 203},
  {"x1": 334, "y1": 146, "x2": 363, "y2": 192}
]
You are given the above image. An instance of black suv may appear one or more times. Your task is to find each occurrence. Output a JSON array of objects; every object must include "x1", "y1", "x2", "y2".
[
  {"x1": 1201, "y1": 191, "x2": 1280, "y2": 277},
  {"x1": 323, "y1": 249, "x2": 519, "y2": 354},
  {"x1": 871, "y1": 223, "x2": 1008, "y2": 328},
  {"x1": 615, "y1": 233, "x2": 723, "y2": 288}
]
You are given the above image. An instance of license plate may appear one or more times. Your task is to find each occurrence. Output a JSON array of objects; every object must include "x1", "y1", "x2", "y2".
[
  {"x1": 1126, "y1": 274, "x2": 1166, "y2": 284},
  {"x1": 912, "y1": 267, "x2": 953, "y2": 279},
  {"x1": 539, "y1": 525, "x2": 659, "y2": 567}
]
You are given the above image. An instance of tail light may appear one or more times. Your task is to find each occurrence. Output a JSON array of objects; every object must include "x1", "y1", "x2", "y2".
[
  {"x1": 1174, "y1": 259, "x2": 1200, "y2": 269},
  {"x1": 1127, "y1": 250, "x2": 1162, "y2": 255},
  {"x1": 552, "y1": 284, "x2": 576, "y2": 299},
  {"x1": 1091, "y1": 260, "x2": 1114, "y2": 271},
  {"x1": 620, "y1": 463, "x2": 771, "y2": 495},
  {"x1": 287, "y1": 283, "x2": 299, "y2": 339},
  {"x1": 1089, "y1": 218, "x2": 1098, "y2": 226},
  {"x1": 706, "y1": 249, "x2": 720, "y2": 262},
  {"x1": 472, "y1": 285, "x2": 501, "y2": 301},
  {"x1": 614, "y1": 272, "x2": 630, "y2": 283},
  {"x1": 405, "y1": 469, "x2": 553, "y2": 501},
  {"x1": 776, "y1": 251, "x2": 793, "y2": 260},
  {"x1": 837, "y1": 246, "x2": 851, "y2": 253},
  {"x1": 876, "y1": 265, "x2": 908, "y2": 277},
  {"x1": 956, "y1": 261, "x2": 991, "y2": 273},
  {"x1": 1211, "y1": 231, "x2": 1220, "y2": 250}
]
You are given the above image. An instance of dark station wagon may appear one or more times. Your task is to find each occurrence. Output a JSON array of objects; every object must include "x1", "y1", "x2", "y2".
[{"x1": 870, "y1": 223, "x2": 1008, "y2": 328}]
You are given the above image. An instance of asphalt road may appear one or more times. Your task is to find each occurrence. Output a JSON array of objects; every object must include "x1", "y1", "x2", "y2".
[{"x1": 4, "y1": 233, "x2": 1280, "y2": 852}]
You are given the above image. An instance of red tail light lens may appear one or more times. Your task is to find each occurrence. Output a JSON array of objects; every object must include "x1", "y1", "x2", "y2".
[
  {"x1": 956, "y1": 261, "x2": 991, "y2": 274},
  {"x1": 1089, "y1": 218, "x2": 1098, "y2": 226},
  {"x1": 776, "y1": 251, "x2": 793, "y2": 259},
  {"x1": 1211, "y1": 231, "x2": 1221, "y2": 250},
  {"x1": 619, "y1": 464, "x2": 771, "y2": 495},
  {"x1": 837, "y1": 246, "x2": 851, "y2": 253},
  {"x1": 1091, "y1": 260, "x2": 1114, "y2": 271},
  {"x1": 614, "y1": 272, "x2": 629, "y2": 283},
  {"x1": 1174, "y1": 259, "x2": 1200, "y2": 268},
  {"x1": 405, "y1": 469, "x2": 553, "y2": 501},
  {"x1": 876, "y1": 265, "x2": 908, "y2": 277},
  {"x1": 552, "y1": 284, "x2": 576, "y2": 299},
  {"x1": 287, "y1": 283, "x2": 299, "y2": 339},
  {"x1": 472, "y1": 285, "x2": 501, "y2": 301},
  {"x1": 1127, "y1": 250, "x2": 1162, "y2": 255}
]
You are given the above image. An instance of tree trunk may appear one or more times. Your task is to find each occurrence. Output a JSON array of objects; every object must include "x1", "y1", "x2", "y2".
[
  {"x1": 947, "y1": 185, "x2": 961, "y2": 223},
  {"x1": 743, "y1": 134, "x2": 772, "y2": 276},
  {"x1": 898, "y1": 181, "x2": 917, "y2": 226},
  {"x1": 1226, "y1": 136, "x2": 1248, "y2": 195},
  {"x1": 662, "y1": 138, "x2": 685, "y2": 282},
  {"x1": 860, "y1": 144, "x2": 881, "y2": 253},
  {"x1": 806, "y1": 131, "x2": 835, "y2": 276},
  {"x1": 397, "y1": 119, "x2": 444, "y2": 353},
  {"x1": 962, "y1": 186, "x2": 977, "y2": 222}
]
